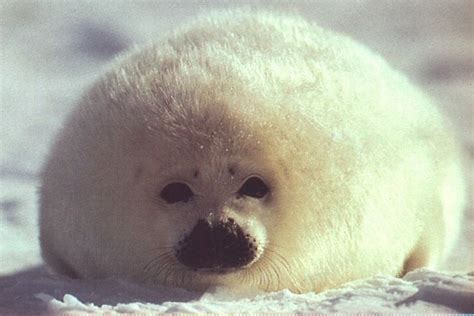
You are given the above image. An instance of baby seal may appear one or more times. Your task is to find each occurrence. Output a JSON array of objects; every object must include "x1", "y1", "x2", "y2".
[{"x1": 39, "y1": 10, "x2": 466, "y2": 293}]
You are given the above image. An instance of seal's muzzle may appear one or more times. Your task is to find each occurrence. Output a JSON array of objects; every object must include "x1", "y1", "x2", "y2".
[{"x1": 176, "y1": 218, "x2": 257, "y2": 271}]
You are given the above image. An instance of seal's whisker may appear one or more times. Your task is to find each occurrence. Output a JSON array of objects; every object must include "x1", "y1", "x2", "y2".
[{"x1": 142, "y1": 251, "x2": 174, "y2": 274}]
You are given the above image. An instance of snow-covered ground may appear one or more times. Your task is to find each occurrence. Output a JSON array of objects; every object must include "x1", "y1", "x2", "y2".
[{"x1": 1, "y1": 1, "x2": 472, "y2": 313}]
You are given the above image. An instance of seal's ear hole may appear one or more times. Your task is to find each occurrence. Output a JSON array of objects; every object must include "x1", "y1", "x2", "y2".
[
  {"x1": 160, "y1": 182, "x2": 194, "y2": 204},
  {"x1": 238, "y1": 176, "x2": 269, "y2": 199}
]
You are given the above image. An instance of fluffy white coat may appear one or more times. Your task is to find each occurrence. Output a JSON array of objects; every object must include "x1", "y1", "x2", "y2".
[{"x1": 39, "y1": 10, "x2": 466, "y2": 293}]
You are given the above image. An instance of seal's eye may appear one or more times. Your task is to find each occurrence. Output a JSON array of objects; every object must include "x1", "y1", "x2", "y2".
[
  {"x1": 160, "y1": 182, "x2": 194, "y2": 203},
  {"x1": 238, "y1": 176, "x2": 269, "y2": 199}
]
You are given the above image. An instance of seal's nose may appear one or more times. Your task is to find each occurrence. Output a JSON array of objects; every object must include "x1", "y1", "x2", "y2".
[{"x1": 176, "y1": 218, "x2": 257, "y2": 271}]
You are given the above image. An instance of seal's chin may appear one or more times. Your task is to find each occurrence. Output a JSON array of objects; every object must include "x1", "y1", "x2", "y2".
[
  {"x1": 191, "y1": 267, "x2": 243, "y2": 275},
  {"x1": 188, "y1": 258, "x2": 259, "y2": 275}
]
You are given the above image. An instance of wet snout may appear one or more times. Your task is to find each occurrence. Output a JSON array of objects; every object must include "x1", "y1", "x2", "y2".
[{"x1": 175, "y1": 218, "x2": 258, "y2": 271}]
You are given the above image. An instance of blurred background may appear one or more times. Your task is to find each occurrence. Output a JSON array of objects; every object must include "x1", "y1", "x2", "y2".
[{"x1": 1, "y1": 1, "x2": 472, "y2": 276}]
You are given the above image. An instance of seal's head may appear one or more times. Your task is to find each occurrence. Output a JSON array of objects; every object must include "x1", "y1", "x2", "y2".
[
  {"x1": 40, "y1": 69, "x2": 311, "y2": 291},
  {"x1": 39, "y1": 10, "x2": 465, "y2": 293}
]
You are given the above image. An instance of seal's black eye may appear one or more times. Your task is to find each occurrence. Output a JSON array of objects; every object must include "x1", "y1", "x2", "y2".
[
  {"x1": 160, "y1": 183, "x2": 194, "y2": 204},
  {"x1": 238, "y1": 177, "x2": 269, "y2": 199}
]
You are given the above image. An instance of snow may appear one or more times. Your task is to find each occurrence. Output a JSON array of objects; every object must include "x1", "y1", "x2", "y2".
[
  {"x1": 1, "y1": 267, "x2": 473, "y2": 313},
  {"x1": 1, "y1": 0, "x2": 472, "y2": 313}
]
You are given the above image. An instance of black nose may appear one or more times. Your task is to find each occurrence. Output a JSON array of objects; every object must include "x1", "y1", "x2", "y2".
[{"x1": 176, "y1": 218, "x2": 257, "y2": 270}]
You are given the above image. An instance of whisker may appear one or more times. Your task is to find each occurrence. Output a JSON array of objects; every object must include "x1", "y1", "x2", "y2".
[
  {"x1": 257, "y1": 242, "x2": 297, "y2": 291},
  {"x1": 142, "y1": 251, "x2": 172, "y2": 273}
]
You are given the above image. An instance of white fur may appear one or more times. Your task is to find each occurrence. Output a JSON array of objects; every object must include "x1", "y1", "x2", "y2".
[{"x1": 39, "y1": 10, "x2": 466, "y2": 293}]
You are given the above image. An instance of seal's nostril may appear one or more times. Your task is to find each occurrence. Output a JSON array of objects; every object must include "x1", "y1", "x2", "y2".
[{"x1": 176, "y1": 218, "x2": 257, "y2": 270}]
